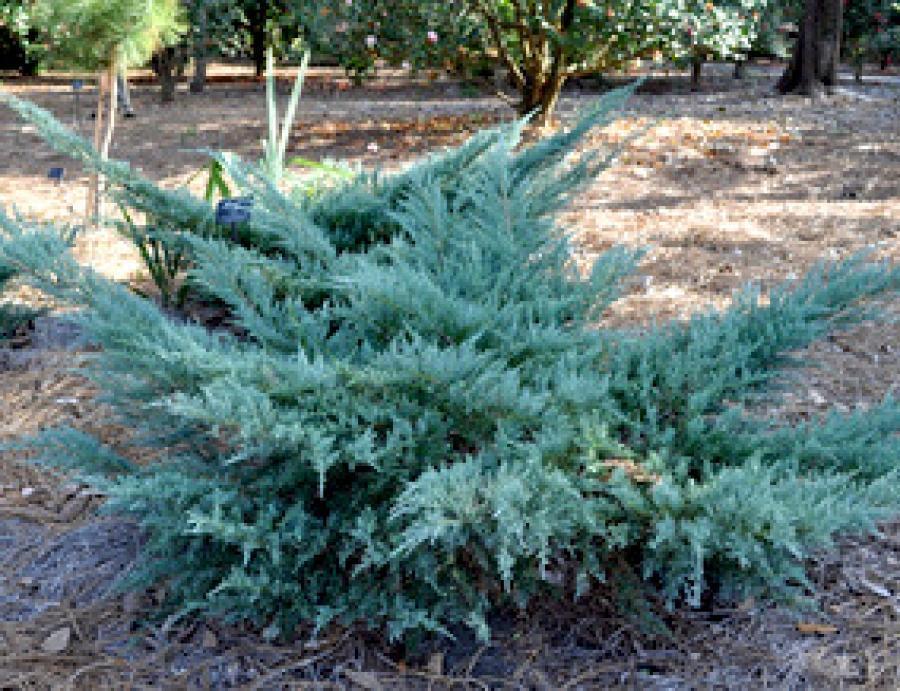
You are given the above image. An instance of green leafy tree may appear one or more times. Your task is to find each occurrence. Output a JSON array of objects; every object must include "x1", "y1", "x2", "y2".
[
  {"x1": 652, "y1": 0, "x2": 769, "y2": 89},
  {"x1": 32, "y1": 0, "x2": 185, "y2": 219},
  {"x1": 186, "y1": 0, "x2": 243, "y2": 92},
  {"x1": 0, "y1": 1, "x2": 44, "y2": 75},
  {"x1": 301, "y1": 0, "x2": 769, "y2": 124},
  {"x1": 746, "y1": 0, "x2": 802, "y2": 62},
  {"x1": 296, "y1": 0, "x2": 475, "y2": 84},
  {"x1": 2, "y1": 87, "x2": 899, "y2": 643},
  {"x1": 844, "y1": 0, "x2": 900, "y2": 77}
]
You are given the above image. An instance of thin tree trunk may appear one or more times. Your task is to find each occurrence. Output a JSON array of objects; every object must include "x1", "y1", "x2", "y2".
[
  {"x1": 252, "y1": 0, "x2": 268, "y2": 78},
  {"x1": 155, "y1": 48, "x2": 178, "y2": 103},
  {"x1": 95, "y1": 57, "x2": 118, "y2": 224},
  {"x1": 733, "y1": 60, "x2": 746, "y2": 80},
  {"x1": 691, "y1": 57, "x2": 702, "y2": 91},
  {"x1": 535, "y1": 74, "x2": 564, "y2": 129},
  {"x1": 190, "y1": 2, "x2": 208, "y2": 93},
  {"x1": 86, "y1": 71, "x2": 107, "y2": 223},
  {"x1": 191, "y1": 53, "x2": 207, "y2": 94},
  {"x1": 101, "y1": 58, "x2": 118, "y2": 162}
]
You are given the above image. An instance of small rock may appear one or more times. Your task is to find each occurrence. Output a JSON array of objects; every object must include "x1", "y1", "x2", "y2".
[
  {"x1": 345, "y1": 670, "x2": 382, "y2": 690},
  {"x1": 202, "y1": 628, "x2": 218, "y2": 649},
  {"x1": 427, "y1": 652, "x2": 444, "y2": 675},
  {"x1": 41, "y1": 626, "x2": 71, "y2": 653},
  {"x1": 58, "y1": 494, "x2": 91, "y2": 522},
  {"x1": 122, "y1": 591, "x2": 142, "y2": 615}
]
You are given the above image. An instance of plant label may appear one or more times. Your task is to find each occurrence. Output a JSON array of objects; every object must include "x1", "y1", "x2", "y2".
[{"x1": 216, "y1": 197, "x2": 253, "y2": 226}]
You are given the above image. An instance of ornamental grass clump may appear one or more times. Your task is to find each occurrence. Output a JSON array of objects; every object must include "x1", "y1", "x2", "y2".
[{"x1": 0, "y1": 86, "x2": 898, "y2": 642}]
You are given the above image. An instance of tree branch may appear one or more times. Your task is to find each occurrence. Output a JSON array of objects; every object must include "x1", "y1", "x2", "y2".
[{"x1": 472, "y1": 0, "x2": 525, "y2": 89}]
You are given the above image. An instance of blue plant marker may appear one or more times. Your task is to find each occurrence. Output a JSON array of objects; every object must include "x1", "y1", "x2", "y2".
[
  {"x1": 72, "y1": 80, "x2": 84, "y2": 91},
  {"x1": 216, "y1": 197, "x2": 253, "y2": 240},
  {"x1": 48, "y1": 167, "x2": 65, "y2": 184}
]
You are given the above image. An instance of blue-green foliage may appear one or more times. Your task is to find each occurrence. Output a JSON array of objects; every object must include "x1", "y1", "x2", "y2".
[
  {"x1": 0, "y1": 87, "x2": 898, "y2": 642},
  {"x1": 0, "y1": 216, "x2": 45, "y2": 340}
]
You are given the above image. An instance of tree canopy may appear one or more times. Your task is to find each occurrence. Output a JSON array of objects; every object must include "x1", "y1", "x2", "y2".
[{"x1": 32, "y1": 0, "x2": 185, "y2": 70}]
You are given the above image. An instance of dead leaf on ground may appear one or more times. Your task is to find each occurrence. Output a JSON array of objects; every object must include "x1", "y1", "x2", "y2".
[{"x1": 796, "y1": 622, "x2": 838, "y2": 635}]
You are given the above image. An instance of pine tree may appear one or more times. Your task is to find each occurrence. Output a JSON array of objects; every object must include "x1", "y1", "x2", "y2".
[
  {"x1": 32, "y1": 0, "x2": 184, "y2": 220},
  {"x1": 0, "y1": 86, "x2": 898, "y2": 642}
]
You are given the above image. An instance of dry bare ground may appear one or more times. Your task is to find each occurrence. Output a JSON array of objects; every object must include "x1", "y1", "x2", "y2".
[{"x1": 0, "y1": 64, "x2": 898, "y2": 688}]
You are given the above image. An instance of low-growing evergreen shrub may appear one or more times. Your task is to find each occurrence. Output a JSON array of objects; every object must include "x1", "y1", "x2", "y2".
[{"x1": 0, "y1": 87, "x2": 898, "y2": 642}]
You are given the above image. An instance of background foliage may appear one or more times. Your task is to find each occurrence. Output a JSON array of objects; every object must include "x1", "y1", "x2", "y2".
[
  {"x1": 30, "y1": 0, "x2": 185, "y2": 70},
  {"x1": 844, "y1": 0, "x2": 900, "y2": 70},
  {"x1": 0, "y1": 1, "x2": 44, "y2": 74}
]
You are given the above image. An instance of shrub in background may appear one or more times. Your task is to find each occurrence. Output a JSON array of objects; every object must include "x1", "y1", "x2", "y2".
[
  {"x1": 844, "y1": 0, "x2": 900, "y2": 76},
  {"x1": 0, "y1": 1, "x2": 45, "y2": 75},
  {"x1": 0, "y1": 86, "x2": 899, "y2": 643}
]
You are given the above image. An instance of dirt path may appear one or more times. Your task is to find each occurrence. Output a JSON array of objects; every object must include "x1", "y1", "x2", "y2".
[{"x1": 0, "y1": 67, "x2": 898, "y2": 688}]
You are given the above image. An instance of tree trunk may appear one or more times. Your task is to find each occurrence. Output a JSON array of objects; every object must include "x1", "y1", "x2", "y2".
[
  {"x1": 777, "y1": 0, "x2": 844, "y2": 95},
  {"x1": 190, "y1": 2, "x2": 208, "y2": 93},
  {"x1": 86, "y1": 55, "x2": 118, "y2": 225},
  {"x1": 517, "y1": 72, "x2": 566, "y2": 129},
  {"x1": 514, "y1": 0, "x2": 574, "y2": 128},
  {"x1": 86, "y1": 70, "x2": 107, "y2": 223},
  {"x1": 252, "y1": 0, "x2": 269, "y2": 78},
  {"x1": 691, "y1": 57, "x2": 702, "y2": 91},
  {"x1": 102, "y1": 59, "x2": 118, "y2": 162},
  {"x1": 733, "y1": 60, "x2": 746, "y2": 80},
  {"x1": 191, "y1": 55, "x2": 208, "y2": 94},
  {"x1": 154, "y1": 47, "x2": 179, "y2": 103}
]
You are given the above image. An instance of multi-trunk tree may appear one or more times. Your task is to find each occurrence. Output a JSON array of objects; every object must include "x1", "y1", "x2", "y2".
[{"x1": 304, "y1": 0, "x2": 770, "y2": 125}]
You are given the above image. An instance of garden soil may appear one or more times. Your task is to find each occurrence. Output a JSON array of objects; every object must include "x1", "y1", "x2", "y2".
[{"x1": 0, "y1": 64, "x2": 898, "y2": 688}]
